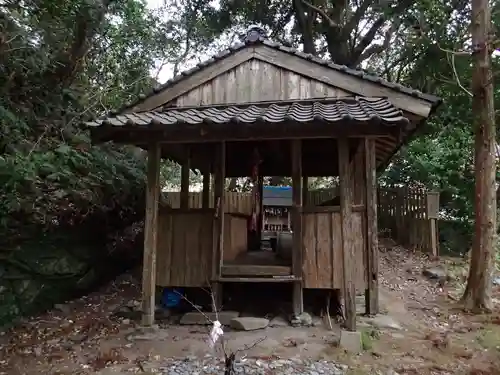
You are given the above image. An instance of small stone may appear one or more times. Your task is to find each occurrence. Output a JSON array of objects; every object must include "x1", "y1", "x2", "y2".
[
  {"x1": 180, "y1": 311, "x2": 239, "y2": 326},
  {"x1": 126, "y1": 300, "x2": 140, "y2": 309},
  {"x1": 339, "y1": 330, "x2": 362, "y2": 353},
  {"x1": 291, "y1": 312, "x2": 313, "y2": 327},
  {"x1": 269, "y1": 316, "x2": 289, "y2": 327},
  {"x1": 367, "y1": 315, "x2": 402, "y2": 330},
  {"x1": 53, "y1": 303, "x2": 70, "y2": 314},
  {"x1": 122, "y1": 319, "x2": 131, "y2": 325},
  {"x1": 423, "y1": 266, "x2": 448, "y2": 281},
  {"x1": 230, "y1": 317, "x2": 269, "y2": 331}
]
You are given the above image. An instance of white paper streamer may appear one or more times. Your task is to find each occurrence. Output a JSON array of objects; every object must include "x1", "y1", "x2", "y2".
[{"x1": 208, "y1": 320, "x2": 223, "y2": 348}]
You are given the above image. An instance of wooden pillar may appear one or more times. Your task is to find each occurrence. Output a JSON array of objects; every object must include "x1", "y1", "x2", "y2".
[
  {"x1": 302, "y1": 175, "x2": 308, "y2": 206},
  {"x1": 291, "y1": 139, "x2": 304, "y2": 316},
  {"x1": 202, "y1": 168, "x2": 211, "y2": 209},
  {"x1": 211, "y1": 142, "x2": 225, "y2": 310},
  {"x1": 426, "y1": 192, "x2": 440, "y2": 258},
  {"x1": 364, "y1": 138, "x2": 379, "y2": 315},
  {"x1": 141, "y1": 142, "x2": 161, "y2": 326},
  {"x1": 180, "y1": 146, "x2": 190, "y2": 209},
  {"x1": 338, "y1": 137, "x2": 356, "y2": 331},
  {"x1": 257, "y1": 175, "x2": 264, "y2": 246}
]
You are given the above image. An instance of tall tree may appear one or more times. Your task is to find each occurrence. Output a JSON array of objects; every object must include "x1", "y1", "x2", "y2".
[{"x1": 461, "y1": 0, "x2": 497, "y2": 311}]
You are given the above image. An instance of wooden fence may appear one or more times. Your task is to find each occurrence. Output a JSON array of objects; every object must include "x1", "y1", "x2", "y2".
[
  {"x1": 377, "y1": 187, "x2": 439, "y2": 256},
  {"x1": 163, "y1": 186, "x2": 440, "y2": 255}
]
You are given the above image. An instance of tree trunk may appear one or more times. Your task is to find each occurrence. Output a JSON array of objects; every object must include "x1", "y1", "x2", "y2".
[{"x1": 461, "y1": 0, "x2": 496, "y2": 312}]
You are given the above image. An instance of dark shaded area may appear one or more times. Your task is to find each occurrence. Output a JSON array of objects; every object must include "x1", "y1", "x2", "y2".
[
  {"x1": 438, "y1": 219, "x2": 472, "y2": 256},
  {"x1": 162, "y1": 283, "x2": 343, "y2": 319},
  {"x1": 0, "y1": 215, "x2": 144, "y2": 327}
]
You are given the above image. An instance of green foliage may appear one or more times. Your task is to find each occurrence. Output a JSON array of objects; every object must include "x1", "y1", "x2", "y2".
[
  {"x1": 0, "y1": 0, "x2": 167, "y2": 240},
  {"x1": 0, "y1": 0, "x2": 180, "y2": 324},
  {"x1": 360, "y1": 328, "x2": 380, "y2": 351}
]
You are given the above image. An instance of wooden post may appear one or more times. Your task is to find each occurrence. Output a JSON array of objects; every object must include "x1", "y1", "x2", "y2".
[
  {"x1": 430, "y1": 219, "x2": 438, "y2": 257},
  {"x1": 257, "y1": 175, "x2": 264, "y2": 246},
  {"x1": 364, "y1": 138, "x2": 379, "y2": 315},
  {"x1": 211, "y1": 142, "x2": 225, "y2": 310},
  {"x1": 180, "y1": 146, "x2": 190, "y2": 209},
  {"x1": 426, "y1": 192, "x2": 440, "y2": 257},
  {"x1": 202, "y1": 169, "x2": 211, "y2": 209},
  {"x1": 302, "y1": 175, "x2": 308, "y2": 207},
  {"x1": 141, "y1": 142, "x2": 161, "y2": 326},
  {"x1": 291, "y1": 139, "x2": 303, "y2": 316},
  {"x1": 338, "y1": 137, "x2": 356, "y2": 331}
]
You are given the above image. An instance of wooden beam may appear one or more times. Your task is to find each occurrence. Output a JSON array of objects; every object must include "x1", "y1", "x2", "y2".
[
  {"x1": 127, "y1": 48, "x2": 256, "y2": 112},
  {"x1": 92, "y1": 121, "x2": 404, "y2": 145},
  {"x1": 338, "y1": 137, "x2": 356, "y2": 331},
  {"x1": 221, "y1": 265, "x2": 291, "y2": 277},
  {"x1": 253, "y1": 45, "x2": 433, "y2": 118},
  {"x1": 180, "y1": 146, "x2": 191, "y2": 209},
  {"x1": 364, "y1": 138, "x2": 379, "y2": 315},
  {"x1": 141, "y1": 142, "x2": 161, "y2": 326},
  {"x1": 291, "y1": 139, "x2": 304, "y2": 316},
  {"x1": 217, "y1": 276, "x2": 300, "y2": 283}
]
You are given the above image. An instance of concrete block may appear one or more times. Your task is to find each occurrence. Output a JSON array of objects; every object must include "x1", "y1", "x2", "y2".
[{"x1": 339, "y1": 330, "x2": 362, "y2": 353}]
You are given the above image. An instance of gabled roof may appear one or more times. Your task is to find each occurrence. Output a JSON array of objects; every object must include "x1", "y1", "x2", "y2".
[{"x1": 110, "y1": 35, "x2": 441, "y2": 117}]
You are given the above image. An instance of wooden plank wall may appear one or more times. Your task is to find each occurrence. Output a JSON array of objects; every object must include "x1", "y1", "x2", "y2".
[
  {"x1": 378, "y1": 187, "x2": 439, "y2": 253},
  {"x1": 302, "y1": 208, "x2": 366, "y2": 290},
  {"x1": 156, "y1": 209, "x2": 214, "y2": 287},
  {"x1": 223, "y1": 214, "x2": 248, "y2": 261},
  {"x1": 171, "y1": 59, "x2": 350, "y2": 107}
]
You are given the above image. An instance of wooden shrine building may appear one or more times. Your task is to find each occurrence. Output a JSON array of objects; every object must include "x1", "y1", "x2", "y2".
[{"x1": 86, "y1": 26, "x2": 442, "y2": 331}]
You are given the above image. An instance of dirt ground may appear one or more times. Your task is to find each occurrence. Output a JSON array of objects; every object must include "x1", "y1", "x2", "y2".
[{"x1": 1, "y1": 239, "x2": 500, "y2": 375}]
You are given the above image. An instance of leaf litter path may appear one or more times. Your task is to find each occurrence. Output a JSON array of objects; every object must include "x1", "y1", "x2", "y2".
[{"x1": 1, "y1": 239, "x2": 500, "y2": 375}]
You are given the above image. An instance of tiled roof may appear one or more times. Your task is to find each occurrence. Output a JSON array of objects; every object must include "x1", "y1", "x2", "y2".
[
  {"x1": 111, "y1": 36, "x2": 441, "y2": 115},
  {"x1": 86, "y1": 97, "x2": 409, "y2": 128}
]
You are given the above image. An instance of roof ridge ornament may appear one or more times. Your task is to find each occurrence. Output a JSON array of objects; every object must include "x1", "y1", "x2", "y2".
[{"x1": 245, "y1": 24, "x2": 267, "y2": 43}]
